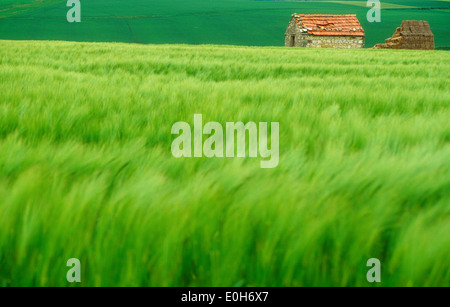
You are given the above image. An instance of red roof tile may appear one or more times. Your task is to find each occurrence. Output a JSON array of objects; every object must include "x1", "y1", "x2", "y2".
[{"x1": 293, "y1": 14, "x2": 365, "y2": 36}]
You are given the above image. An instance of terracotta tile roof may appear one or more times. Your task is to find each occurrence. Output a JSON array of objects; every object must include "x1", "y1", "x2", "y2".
[{"x1": 293, "y1": 14, "x2": 365, "y2": 37}]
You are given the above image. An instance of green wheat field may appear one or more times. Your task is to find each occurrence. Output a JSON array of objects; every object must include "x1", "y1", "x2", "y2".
[{"x1": 0, "y1": 40, "x2": 449, "y2": 286}]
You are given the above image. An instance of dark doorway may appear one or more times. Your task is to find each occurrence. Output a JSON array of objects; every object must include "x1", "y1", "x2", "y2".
[{"x1": 290, "y1": 35, "x2": 296, "y2": 47}]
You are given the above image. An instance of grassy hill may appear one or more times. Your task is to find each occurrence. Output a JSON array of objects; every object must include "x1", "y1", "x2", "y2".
[
  {"x1": 0, "y1": 39, "x2": 449, "y2": 286},
  {"x1": 0, "y1": 0, "x2": 449, "y2": 48}
]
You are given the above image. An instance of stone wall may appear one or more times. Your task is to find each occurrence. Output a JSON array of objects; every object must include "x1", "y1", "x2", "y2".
[
  {"x1": 285, "y1": 18, "x2": 302, "y2": 47},
  {"x1": 298, "y1": 35, "x2": 364, "y2": 49},
  {"x1": 373, "y1": 20, "x2": 434, "y2": 50}
]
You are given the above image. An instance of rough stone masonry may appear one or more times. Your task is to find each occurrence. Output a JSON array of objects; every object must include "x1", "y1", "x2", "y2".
[{"x1": 373, "y1": 20, "x2": 435, "y2": 50}]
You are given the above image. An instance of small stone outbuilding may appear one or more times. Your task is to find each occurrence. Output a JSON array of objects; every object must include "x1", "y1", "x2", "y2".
[
  {"x1": 373, "y1": 20, "x2": 434, "y2": 50},
  {"x1": 285, "y1": 14, "x2": 365, "y2": 49}
]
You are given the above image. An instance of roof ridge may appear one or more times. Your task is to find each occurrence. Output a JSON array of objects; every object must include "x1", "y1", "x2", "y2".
[{"x1": 298, "y1": 14, "x2": 357, "y2": 16}]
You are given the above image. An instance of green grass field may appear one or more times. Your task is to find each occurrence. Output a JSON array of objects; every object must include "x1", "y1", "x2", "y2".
[
  {"x1": 0, "y1": 40, "x2": 449, "y2": 287},
  {"x1": 0, "y1": 0, "x2": 449, "y2": 48}
]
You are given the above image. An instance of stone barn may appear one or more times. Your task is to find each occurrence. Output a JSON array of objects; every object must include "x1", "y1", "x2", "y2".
[
  {"x1": 373, "y1": 20, "x2": 434, "y2": 50},
  {"x1": 285, "y1": 14, "x2": 365, "y2": 49}
]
